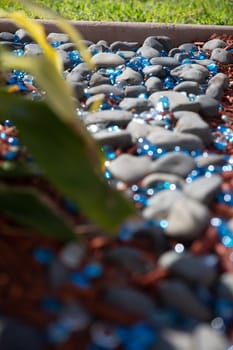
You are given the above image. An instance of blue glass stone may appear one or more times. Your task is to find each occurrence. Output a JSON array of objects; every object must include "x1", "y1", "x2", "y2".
[
  {"x1": 0, "y1": 132, "x2": 7, "y2": 140},
  {"x1": 207, "y1": 62, "x2": 219, "y2": 75},
  {"x1": 159, "y1": 219, "x2": 168, "y2": 229},
  {"x1": 40, "y1": 297, "x2": 63, "y2": 313},
  {"x1": 107, "y1": 125, "x2": 120, "y2": 132},
  {"x1": 13, "y1": 69, "x2": 25, "y2": 79},
  {"x1": 102, "y1": 145, "x2": 116, "y2": 160},
  {"x1": 196, "y1": 50, "x2": 207, "y2": 60},
  {"x1": 156, "y1": 96, "x2": 170, "y2": 112},
  {"x1": 117, "y1": 322, "x2": 156, "y2": 350},
  {"x1": 213, "y1": 138, "x2": 227, "y2": 150},
  {"x1": 83, "y1": 262, "x2": 103, "y2": 279},
  {"x1": 215, "y1": 299, "x2": 233, "y2": 323},
  {"x1": 2, "y1": 119, "x2": 13, "y2": 127},
  {"x1": 70, "y1": 272, "x2": 90, "y2": 289},
  {"x1": 51, "y1": 41, "x2": 62, "y2": 48},
  {"x1": 104, "y1": 169, "x2": 113, "y2": 180},
  {"x1": 13, "y1": 48, "x2": 24, "y2": 56},
  {"x1": 181, "y1": 58, "x2": 193, "y2": 65},
  {"x1": 3, "y1": 151, "x2": 18, "y2": 160},
  {"x1": 164, "y1": 76, "x2": 176, "y2": 89},
  {"x1": 13, "y1": 34, "x2": 21, "y2": 43},
  {"x1": 63, "y1": 198, "x2": 79, "y2": 214},
  {"x1": 160, "y1": 50, "x2": 168, "y2": 57},
  {"x1": 47, "y1": 321, "x2": 70, "y2": 344},
  {"x1": 7, "y1": 136, "x2": 20, "y2": 146},
  {"x1": 33, "y1": 247, "x2": 54, "y2": 264},
  {"x1": 133, "y1": 193, "x2": 148, "y2": 207}
]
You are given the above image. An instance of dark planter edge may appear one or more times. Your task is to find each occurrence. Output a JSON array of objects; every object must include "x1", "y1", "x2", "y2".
[{"x1": 0, "y1": 18, "x2": 233, "y2": 45}]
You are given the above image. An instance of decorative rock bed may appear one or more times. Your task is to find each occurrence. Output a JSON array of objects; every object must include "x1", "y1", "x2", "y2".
[{"x1": 0, "y1": 20, "x2": 233, "y2": 350}]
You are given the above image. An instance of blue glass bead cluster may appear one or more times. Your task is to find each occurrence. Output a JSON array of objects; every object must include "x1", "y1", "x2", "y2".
[{"x1": 0, "y1": 120, "x2": 20, "y2": 160}]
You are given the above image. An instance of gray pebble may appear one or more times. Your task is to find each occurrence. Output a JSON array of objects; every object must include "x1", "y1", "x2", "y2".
[
  {"x1": 110, "y1": 41, "x2": 140, "y2": 51},
  {"x1": 174, "y1": 81, "x2": 201, "y2": 94},
  {"x1": 149, "y1": 90, "x2": 200, "y2": 112},
  {"x1": 124, "y1": 85, "x2": 147, "y2": 97},
  {"x1": 116, "y1": 50, "x2": 136, "y2": 60},
  {"x1": 66, "y1": 70, "x2": 87, "y2": 83},
  {"x1": 150, "y1": 57, "x2": 180, "y2": 68},
  {"x1": 147, "y1": 127, "x2": 205, "y2": 151},
  {"x1": 153, "y1": 36, "x2": 173, "y2": 51},
  {"x1": 145, "y1": 76, "x2": 163, "y2": 93},
  {"x1": 48, "y1": 259, "x2": 69, "y2": 288},
  {"x1": 59, "y1": 242, "x2": 86, "y2": 268},
  {"x1": 57, "y1": 49, "x2": 72, "y2": 70},
  {"x1": 216, "y1": 272, "x2": 233, "y2": 301},
  {"x1": 24, "y1": 43, "x2": 43, "y2": 56},
  {"x1": 0, "y1": 32, "x2": 14, "y2": 42},
  {"x1": 143, "y1": 36, "x2": 165, "y2": 51},
  {"x1": 142, "y1": 189, "x2": 185, "y2": 220},
  {"x1": 170, "y1": 64, "x2": 209, "y2": 83},
  {"x1": 228, "y1": 217, "x2": 233, "y2": 232},
  {"x1": 141, "y1": 172, "x2": 186, "y2": 189},
  {"x1": 154, "y1": 329, "x2": 193, "y2": 350},
  {"x1": 196, "y1": 95, "x2": 220, "y2": 118},
  {"x1": 203, "y1": 38, "x2": 227, "y2": 50},
  {"x1": 150, "y1": 151, "x2": 196, "y2": 177},
  {"x1": 210, "y1": 48, "x2": 233, "y2": 64},
  {"x1": 104, "y1": 286, "x2": 157, "y2": 318},
  {"x1": 195, "y1": 154, "x2": 227, "y2": 168},
  {"x1": 89, "y1": 72, "x2": 111, "y2": 86},
  {"x1": 178, "y1": 43, "x2": 197, "y2": 52},
  {"x1": 192, "y1": 324, "x2": 230, "y2": 350},
  {"x1": 58, "y1": 42, "x2": 76, "y2": 51},
  {"x1": 174, "y1": 111, "x2": 213, "y2": 145},
  {"x1": 158, "y1": 250, "x2": 217, "y2": 286},
  {"x1": 87, "y1": 84, "x2": 124, "y2": 97},
  {"x1": 137, "y1": 45, "x2": 160, "y2": 59},
  {"x1": 0, "y1": 41, "x2": 23, "y2": 49},
  {"x1": 91, "y1": 52, "x2": 125, "y2": 68},
  {"x1": 183, "y1": 174, "x2": 222, "y2": 205},
  {"x1": 15, "y1": 28, "x2": 32, "y2": 43},
  {"x1": 193, "y1": 58, "x2": 217, "y2": 66},
  {"x1": 93, "y1": 129, "x2": 133, "y2": 149},
  {"x1": 115, "y1": 67, "x2": 143, "y2": 85},
  {"x1": 126, "y1": 119, "x2": 156, "y2": 141},
  {"x1": 143, "y1": 65, "x2": 166, "y2": 78},
  {"x1": 108, "y1": 154, "x2": 152, "y2": 183},
  {"x1": 165, "y1": 196, "x2": 210, "y2": 240},
  {"x1": 206, "y1": 72, "x2": 229, "y2": 100},
  {"x1": 119, "y1": 97, "x2": 154, "y2": 113},
  {"x1": 60, "y1": 302, "x2": 92, "y2": 331},
  {"x1": 174, "y1": 52, "x2": 190, "y2": 62},
  {"x1": 206, "y1": 84, "x2": 225, "y2": 100},
  {"x1": 88, "y1": 43, "x2": 109, "y2": 54},
  {"x1": 85, "y1": 93, "x2": 105, "y2": 109},
  {"x1": 84, "y1": 110, "x2": 133, "y2": 127},
  {"x1": 47, "y1": 32, "x2": 70, "y2": 44},
  {"x1": 168, "y1": 47, "x2": 181, "y2": 56},
  {"x1": 158, "y1": 279, "x2": 212, "y2": 321}
]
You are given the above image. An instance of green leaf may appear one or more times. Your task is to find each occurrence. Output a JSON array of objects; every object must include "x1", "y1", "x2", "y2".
[
  {"x1": 0, "y1": 91, "x2": 135, "y2": 232},
  {"x1": 0, "y1": 185, "x2": 77, "y2": 242}
]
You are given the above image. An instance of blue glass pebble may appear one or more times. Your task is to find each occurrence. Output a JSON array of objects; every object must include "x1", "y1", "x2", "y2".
[
  {"x1": 0, "y1": 132, "x2": 7, "y2": 140},
  {"x1": 215, "y1": 299, "x2": 233, "y2": 323},
  {"x1": 163, "y1": 76, "x2": 176, "y2": 89},
  {"x1": 207, "y1": 62, "x2": 219, "y2": 75},
  {"x1": 3, "y1": 151, "x2": 18, "y2": 160},
  {"x1": 47, "y1": 321, "x2": 70, "y2": 344},
  {"x1": 33, "y1": 247, "x2": 54, "y2": 264},
  {"x1": 40, "y1": 297, "x2": 63, "y2": 313},
  {"x1": 8, "y1": 137, "x2": 19, "y2": 146},
  {"x1": 83, "y1": 263, "x2": 103, "y2": 279},
  {"x1": 117, "y1": 322, "x2": 156, "y2": 350},
  {"x1": 2, "y1": 119, "x2": 13, "y2": 127},
  {"x1": 13, "y1": 48, "x2": 24, "y2": 56},
  {"x1": 104, "y1": 169, "x2": 113, "y2": 180},
  {"x1": 102, "y1": 145, "x2": 116, "y2": 160},
  {"x1": 70, "y1": 272, "x2": 90, "y2": 289}
]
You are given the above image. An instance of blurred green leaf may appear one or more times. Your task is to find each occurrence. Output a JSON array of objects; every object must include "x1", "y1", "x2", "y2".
[
  {"x1": 0, "y1": 91, "x2": 135, "y2": 232},
  {"x1": 0, "y1": 185, "x2": 76, "y2": 242}
]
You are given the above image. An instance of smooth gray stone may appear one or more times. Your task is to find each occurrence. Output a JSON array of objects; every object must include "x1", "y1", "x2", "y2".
[
  {"x1": 174, "y1": 52, "x2": 190, "y2": 62},
  {"x1": 147, "y1": 127, "x2": 205, "y2": 151},
  {"x1": 0, "y1": 32, "x2": 14, "y2": 41},
  {"x1": 154, "y1": 329, "x2": 193, "y2": 350},
  {"x1": 137, "y1": 45, "x2": 160, "y2": 59},
  {"x1": 150, "y1": 57, "x2": 180, "y2": 68},
  {"x1": 0, "y1": 41, "x2": 23, "y2": 49},
  {"x1": 168, "y1": 48, "x2": 181, "y2": 57},
  {"x1": 133, "y1": 226, "x2": 168, "y2": 254},
  {"x1": 195, "y1": 154, "x2": 227, "y2": 168},
  {"x1": 88, "y1": 43, "x2": 109, "y2": 54},
  {"x1": 57, "y1": 49, "x2": 72, "y2": 69},
  {"x1": 70, "y1": 81, "x2": 86, "y2": 100},
  {"x1": 59, "y1": 242, "x2": 86, "y2": 268},
  {"x1": 119, "y1": 97, "x2": 154, "y2": 113},
  {"x1": 60, "y1": 302, "x2": 92, "y2": 331},
  {"x1": 203, "y1": 38, "x2": 227, "y2": 50},
  {"x1": 91, "y1": 52, "x2": 125, "y2": 68},
  {"x1": 183, "y1": 174, "x2": 222, "y2": 205},
  {"x1": 47, "y1": 32, "x2": 70, "y2": 44},
  {"x1": 178, "y1": 42, "x2": 197, "y2": 52},
  {"x1": 115, "y1": 67, "x2": 143, "y2": 85},
  {"x1": 58, "y1": 42, "x2": 76, "y2": 51},
  {"x1": 141, "y1": 173, "x2": 186, "y2": 189},
  {"x1": 15, "y1": 28, "x2": 32, "y2": 43},
  {"x1": 143, "y1": 65, "x2": 166, "y2": 78},
  {"x1": 170, "y1": 64, "x2": 209, "y2": 83},
  {"x1": 150, "y1": 152, "x2": 196, "y2": 177},
  {"x1": 210, "y1": 48, "x2": 233, "y2": 64},
  {"x1": 89, "y1": 72, "x2": 111, "y2": 86},
  {"x1": 116, "y1": 50, "x2": 136, "y2": 60},
  {"x1": 87, "y1": 84, "x2": 124, "y2": 97},
  {"x1": 158, "y1": 251, "x2": 217, "y2": 286},
  {"x1": 126, "y1": 119, "x2": 156, "y2": 141},
  {"x1": 72, "y1": 62, "x2": 91, "y2": 76},
  {"x1": 104, "y1": 286, "x2": 157, "y2": 317},
  {"x1": 174, "y1": 81, "x2": 201, "y2": 94},
  {"x1": 165, "y1": 196, "x2": 210, "y2": 240},
  {"x1": 158, "y1": 279, "x2": 212, "y2": 321},
  {"x1": 85, "y1": 110, "x2": 133, "y2": 127},
  {"x1": 85, "y1": 93, "x2": 105, "y2": 109},
  {"x1": 66, "y1": 70, "x2": 87, "y2": 83},
  {"x1": 193, "y1": 58, "x2": 216, "y2": 66},
  {"x1": 145, "y1": 76, "x2": 163, "y2": 93},
  {"x1": 108, "y1": 153, "x2": 152, "y2": 183},
  {"x1": 216, "y1": 272, "x2": 233, "y2": 301},
  {"x1": 206, "y1": 72, "x2": 229, "y2": 100},
  {"x1": 110, "y1": 40, "x2": 140, "y2": 51},
  {"x1": 174, "y1": 112, "x2": 213, "y2": 145},
  {"x1": 142, "y1": 190, "x2": 185, "y2": 220},
  {"x1": 0, "y1": 319, "x2": 46, "y2": 350},
  {"x1": 149, "y1": 36, "x2": 173, "y2": 51},
  {"x1": 149, "y1": 91, "x2": 200, "y2": 112},
  {"x1": 228, "y1": 217, "x2": 233, "y2": 232},
  {"x1": 93, "y1": 129, "x2": 133, "y2": 149},
  {"x1": 192, "y1": 325, "x2": 230, "y2": 350},
  {"x1": 24, "y1": 43, "x2": 43, "y2": 56},
  {"x1": 196, "y1": 95, "x2": 220, "y2": 118},
  {"x1": 104, "y1": 246, "x2": 151, "y2": 274},
  {"x1": 48, "y1": 259, "x2": 69, "y2": 288},
  {"x1": 143, "y1": 36, "x2": 166, "y2": 51},
  {"x1": 124, "y1": 85, "x2": 147, "y2": 97},
  {"x1": 206, "y1": 83, "x2": 225, "y2": 100}
]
